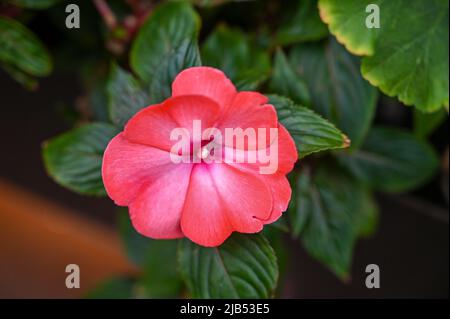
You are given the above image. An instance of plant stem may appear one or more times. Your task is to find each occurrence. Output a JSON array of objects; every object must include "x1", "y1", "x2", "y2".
[{"x1": 93, "y1": 0, "x2": 117, "y2": 30}]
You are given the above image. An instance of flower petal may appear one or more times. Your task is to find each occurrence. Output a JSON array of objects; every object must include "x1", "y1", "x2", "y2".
[
  {"x1": 180, "y1": 165, "x2": 233, "y2": 247},
  {"x1": 222, "y1": 124, "x2": 298, "y2": 175},
  {"x1": 261, "y1": 174, "x2": 292, "y2": 224},
  {"x1": 181, "y1": 164, "x2": 272, "y2": 247},
  {"x1": 124, "y1": 95, "x2": 221, "y2": 151},
  {"x1": 210, "y1": 164, "x2": 273, "y2": 229},
  {"x1": 276, "y1": 124, "x2": 298, "y2": 174},
  {"x1": 218, "y1": 92, "x2": 273, "y2": 128},
  {"x1": 217, "y1": 92, "x2": 278, "y2": 150},
  {"x1": 129, "y1": 163, "x2": 192, "y2": 239},
  {"x1": 172, "y1": 67, "x2": 237, "y2": 111},
  {"x1": 102, "y1": 133, "x2": 181, "y2": 206}
]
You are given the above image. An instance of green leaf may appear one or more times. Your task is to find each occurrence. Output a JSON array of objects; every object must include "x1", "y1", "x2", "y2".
[
  {"x1": 118, "y1": 210, "x2": 182, "y2": 298},
  {"x1": 356, "y1": 190, "x2": 379, "y2": 238},
  {"x1": 261, "y1": 227, "x2": 289, "y2": 296},
  {"x1": 6, "y1": 0, "x2": 59, "y2": 9},
  {"x1": 268, "y1": 95, "x2": 350, "y2": 158},
  {"x1": 319, "y1": 0, "x2": 449, "y2": 112},
  {"x1": 178, "y1": 233, "x2": 278, "y2": 299},
  {"x1": 289, "y1": 38, "x2": 378, "y2": 149},
  {"x1": 268, "y1": 216, "x2": 289, "y2": 233},
  {"x1": 318, "y1": 0, "x2": 380, "y2": 56},
  {"x1": 234, "y1": 69, "x2": 269, "y2": 91},
  {"x1": 89, "y1": 79, "x2": 110, "y2": 123},
  {"x1": 269, "y1": 49, "x2": 310, "y2": 106},
  {"x1": 201, "y1": 24, "x2": 270, "y2": 90},
  {"x1": 188, "y1": 0, "x2": 236, "y2": 7},
  {"x1": 85, "y1": 277, "x2": 136, "y2": 299},
  {"x1": 130, "y1": 1, "x2": 200, "y2": 83},
  {"x1": 337, "y1": 126, "x2": 439, "y2": 193},
  {"x1": 275, "y1": 0, "x2": 328, "y2": 45},
  {"x1": 289, "y1": 165, "x2": 374, "y2": 279},
  {"x1": 149, "y1": 39, "x2": 202, "y2": 103},
  {"x1": 0, "y1": 62, "x2": 38, "y2": 90},
  {"x1": 42, "y1": 123, "x2": 119, "y2": 196},
  {"x1": 413, "y1": 108, "x2": 448, "y2": 138},
  {"x1": 0, "y1": 16, "x2": 52, "y2": 77},
  {"x1": 107, "y1": 64, "x2": 150, "y2": 128}
]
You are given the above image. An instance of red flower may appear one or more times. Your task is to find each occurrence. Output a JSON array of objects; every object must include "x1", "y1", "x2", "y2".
[{"x1": 102, "y1": 67, "x2": 297, "y2": 247}]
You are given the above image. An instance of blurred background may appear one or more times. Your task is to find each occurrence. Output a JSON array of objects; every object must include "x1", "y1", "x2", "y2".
[{"x1": 0, "y1": 0, "x2": 448, "y2": 298}]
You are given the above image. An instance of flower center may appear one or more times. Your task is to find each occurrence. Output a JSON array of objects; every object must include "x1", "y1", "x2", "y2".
[
  {"x1": 198, "y1": 146, "x2": 211, "y2": 160},
  {"x1": 194, "y1": 140, "x2": 217, "y2": 163}
]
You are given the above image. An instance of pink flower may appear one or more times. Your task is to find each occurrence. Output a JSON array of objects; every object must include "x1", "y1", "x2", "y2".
[{"x1": 102, "y1": 67, "x2": 297, "y2": 247}]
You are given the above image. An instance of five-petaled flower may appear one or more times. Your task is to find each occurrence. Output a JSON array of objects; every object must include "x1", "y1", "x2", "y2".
[{"x1": 102, "y1": 67, "x2": 297, "y2": 247}]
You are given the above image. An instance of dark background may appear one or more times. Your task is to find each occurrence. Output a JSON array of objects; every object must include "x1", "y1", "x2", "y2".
[{"x1": 0, "y1": 0, "x2": 448, "y2": 298}]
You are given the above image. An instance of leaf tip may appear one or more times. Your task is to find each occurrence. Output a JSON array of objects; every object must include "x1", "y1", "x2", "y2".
[{"x1": 342, "y1": 135, "x2": 351, "y2": 148}]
